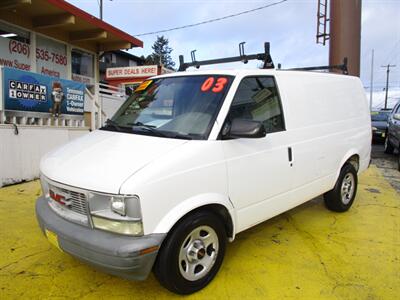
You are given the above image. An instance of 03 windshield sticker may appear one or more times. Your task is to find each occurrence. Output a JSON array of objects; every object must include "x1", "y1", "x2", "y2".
[{"x1": 200, "y1": 77, "x2": 228, "y2": 93}]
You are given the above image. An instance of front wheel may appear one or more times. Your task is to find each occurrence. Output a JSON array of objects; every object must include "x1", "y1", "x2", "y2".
[
  {"x1": 384, "y1": 135, "x2": 394, "y2": 154},
  {"x1": 153, "y1": 210, "x2": 227, "y2": 295},
  {"x1": 398, "y1": 153, "x2": 400, "y2": 172},
  {"x1": 324, "y1": 163, "x2": 358, "y2": 212}
]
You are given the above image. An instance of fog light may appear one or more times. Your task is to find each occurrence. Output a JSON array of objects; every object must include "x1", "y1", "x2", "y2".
[
  {"x1": 92, "y1": 216, "x2": 143, "y2": 236},
  {"x1": 111, "y1": 196, "x2": 126, "y2": 216}
]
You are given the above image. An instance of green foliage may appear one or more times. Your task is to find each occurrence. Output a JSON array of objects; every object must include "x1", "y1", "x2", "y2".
[{"x1": 145, "y1": 35, "x2": 175, "y2": 69}]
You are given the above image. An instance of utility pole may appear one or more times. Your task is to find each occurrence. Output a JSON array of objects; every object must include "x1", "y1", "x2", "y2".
[
  {"x1": 381, "y1": 64, "x2": 396, "y2": 109},
  {"x1": 329, "y1": 0, "x2": 362, "y2": 77},
  {"x1": 369, "y1": 49, "x2": 374, "y2": 111},
  {"x1": 100, "y1": 0, "x2": 103, "y2": 20}
]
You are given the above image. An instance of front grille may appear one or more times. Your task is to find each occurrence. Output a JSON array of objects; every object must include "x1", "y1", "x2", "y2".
[
  {"x1": 50, "y1": 184, "x2": 88, "y2": 216},
  {"x1": 60, "y1": 187, "x2": 87, "y2": 215}
]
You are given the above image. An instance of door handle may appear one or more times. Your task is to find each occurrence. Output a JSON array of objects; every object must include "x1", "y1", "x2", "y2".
[{"x1": 288, "y1": 147, "x2": 293, "y2": 167}]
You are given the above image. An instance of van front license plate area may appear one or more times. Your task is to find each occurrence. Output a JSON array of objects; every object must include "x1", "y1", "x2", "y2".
[{"x1": 45, "y1": 229, "x2": 63, "y2": 252}]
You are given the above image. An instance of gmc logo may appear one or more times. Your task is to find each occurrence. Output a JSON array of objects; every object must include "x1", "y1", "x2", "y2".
[{"x1": 49, "y1": 189, "x2": 72, "y2": 207}]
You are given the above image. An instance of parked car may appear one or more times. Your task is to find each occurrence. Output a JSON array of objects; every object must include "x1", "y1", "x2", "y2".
[
  {"x1": 371, "y1": 109, "x2": 391, "y2": 142},
  {"x1": 398, "y1": 153, "x2": 400, "y2": 172},
  {"x1": 384, "y1": 101, "x2": 400, "y2": 154},
  {"x1": 36, "y1": 69, "x2": 371, "y2": 294}
]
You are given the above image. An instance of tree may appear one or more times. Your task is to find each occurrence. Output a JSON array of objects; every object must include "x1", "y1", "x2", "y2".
[{"x1": 145, "y1": 35, "x2": 175, "y2": 69}]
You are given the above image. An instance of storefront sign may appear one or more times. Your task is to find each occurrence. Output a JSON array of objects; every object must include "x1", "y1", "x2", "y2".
[
  {"x1": 3, "y1": 67, "x2": 85, "y2": 115},
  {"x1": 106, "y1": 65, "x2": 158, "y2": 79},
  {"x1": 36, "y1": 35, "x2": 67, "y2": 79},
  {"x1": 0, "y1": 37, "x2": 31, "y2": 71}
]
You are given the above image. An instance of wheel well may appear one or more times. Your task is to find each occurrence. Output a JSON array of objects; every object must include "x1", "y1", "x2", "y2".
[
  {"x1": 169, "y1": 204, "x2": 234, "y2": 239},
  {"x1": 346, "y1": 154, "x2": 359, "y2": 172}
]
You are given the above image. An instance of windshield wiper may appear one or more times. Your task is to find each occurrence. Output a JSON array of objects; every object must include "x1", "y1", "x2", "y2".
[
  {"x1": 103, "y1": 119, "x2": 123, "y2": 131},
  {"x1": 129, "y1": 122, "x2": 193, "y2": 140},
  {"x1": 129, "y1": 122, "x2": 168, "y2": 138}
]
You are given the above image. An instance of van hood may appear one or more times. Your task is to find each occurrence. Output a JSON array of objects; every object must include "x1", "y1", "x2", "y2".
[{"x1": 40, "y1": 130, "x2": 188, "y2": 194}]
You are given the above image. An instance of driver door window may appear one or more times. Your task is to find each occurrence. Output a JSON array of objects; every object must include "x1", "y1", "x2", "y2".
[{"x1": 228, "y1": 76, "x2": 285, "y2": 134}]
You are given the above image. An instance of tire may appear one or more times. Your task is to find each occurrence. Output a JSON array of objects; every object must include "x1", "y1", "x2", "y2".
[
  {"x1": 384, "y1": 135, "x2": 394, "y2": 154},
  {"x1": 398, "y1": 153, "x2": 400, "y2": 172},
  {"x1": 324, "y1": 163, "x2": 358, "y2": 212},
  {"x1": 153, "y1": 210, "x2": 227, "y2": 295}
]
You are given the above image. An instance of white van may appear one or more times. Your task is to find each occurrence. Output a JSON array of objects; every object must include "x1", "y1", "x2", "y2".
[{"x1": 36, "y1": 69, "x2": 371, "y2": 294}]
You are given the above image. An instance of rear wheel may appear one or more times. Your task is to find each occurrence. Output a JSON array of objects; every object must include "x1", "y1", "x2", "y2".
[
  {"x1": 384, "y1": 135, "x2": 394, "y2": 154},
  {"x1": 324, "y1": 163, "x2": 358, "y2": 212},
  {"x1": 153, "y1": 210, "x2": 226, "y2": 295}
]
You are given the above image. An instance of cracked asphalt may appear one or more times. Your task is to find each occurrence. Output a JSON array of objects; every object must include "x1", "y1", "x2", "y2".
[
  {"x1": 371, "y1": 143, "x2": 400, "y2": 192},
  {"x1": 0, "y1": 148, "x2": 399, "y2": 299}
]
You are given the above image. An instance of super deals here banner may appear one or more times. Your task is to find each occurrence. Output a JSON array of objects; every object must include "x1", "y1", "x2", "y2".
[{"x1": 3, "y1": 67, "x2": 85, "y2": 115}]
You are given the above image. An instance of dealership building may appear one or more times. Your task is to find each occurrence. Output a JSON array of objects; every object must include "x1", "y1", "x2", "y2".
[{"x1": 0, "y1": 0, "x2": 143, "y2": 187}]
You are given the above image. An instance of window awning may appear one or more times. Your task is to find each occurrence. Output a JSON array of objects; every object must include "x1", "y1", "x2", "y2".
[{"x1": 0, "y1": 0, "x2": 143, "y2": 53}]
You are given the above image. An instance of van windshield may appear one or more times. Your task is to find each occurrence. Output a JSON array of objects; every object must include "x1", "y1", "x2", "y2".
[{"x1": 101, "y1": 75, "x2": 233, "y2": 140}]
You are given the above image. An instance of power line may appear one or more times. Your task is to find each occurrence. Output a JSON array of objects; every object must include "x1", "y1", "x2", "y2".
[{"x1": 134, "y1": 0, "x2": 289, "y2": 36}]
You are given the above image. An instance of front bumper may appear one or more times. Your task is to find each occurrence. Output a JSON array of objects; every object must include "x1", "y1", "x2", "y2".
[
  {"x1": 35, "y1": 196, "x2": 166, "y2": 280},
  {"x1": 372, "y1": 130, "x2": 386, "y2": 140}
]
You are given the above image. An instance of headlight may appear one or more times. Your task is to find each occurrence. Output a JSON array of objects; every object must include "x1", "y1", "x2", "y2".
[
  {"x1": 110, "y1": 196, "x2": 126, "y2": 216},
  {"x1": 372, "y1": 127, "x2": 378, "y2": 131},
  {"x1": 88, "y1": 193, "x2": 143, "y2": 236},
  {"x1": 92, "y1": 216, "x2": 143, "y2": 236}
]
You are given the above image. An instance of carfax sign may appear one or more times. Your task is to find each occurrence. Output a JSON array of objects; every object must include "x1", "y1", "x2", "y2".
[{"x1": 3, "y1": 67, "x2": 85, "y2": 115}]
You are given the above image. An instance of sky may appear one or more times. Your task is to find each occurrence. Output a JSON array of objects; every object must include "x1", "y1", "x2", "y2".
[{"x1": 67, "y1": 0, "x2": 400, "y2": 109}]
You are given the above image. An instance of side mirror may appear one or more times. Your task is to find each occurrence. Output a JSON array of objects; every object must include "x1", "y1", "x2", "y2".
[
  {"x1": 224, "y1": 119, "x2": 266, "y2": 139},
  {"x1": 393, "y1": 113, "x2": 400, "y2": 121}
]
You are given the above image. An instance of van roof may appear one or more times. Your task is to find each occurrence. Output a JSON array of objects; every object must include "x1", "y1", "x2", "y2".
[{"x1": 153, "y1": 69, "x2": 357, "y2": 80}]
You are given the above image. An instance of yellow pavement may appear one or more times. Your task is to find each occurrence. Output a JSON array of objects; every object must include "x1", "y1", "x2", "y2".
[{"x1": 0, "y1": 165, "x2": 399, "y2": 299}]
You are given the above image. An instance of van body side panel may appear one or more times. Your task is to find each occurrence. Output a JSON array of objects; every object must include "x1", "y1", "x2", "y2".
[
  {"x1": 119, "y1": 141, "x2": 231, "y2": 236},
  {"x1": 231, "y1": 73, "x2": 371, "y2": 234},
  {"x1": 221, "y1": 132, "x2": 294, "y2": 233},
  {"x1": 275, "y1": 72, "x2": 371, "y2": 203}
]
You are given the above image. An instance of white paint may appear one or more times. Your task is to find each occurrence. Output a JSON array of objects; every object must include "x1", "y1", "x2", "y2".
[
  {"x1": 0, "y1": 125, "x2": 88, "y2": 187},
  {"x1": 39, "y1": 69, "x2": 371, "y2": 237},
  {"x1": 40, "y1": 130, "x2": 188, "y2": 194}
]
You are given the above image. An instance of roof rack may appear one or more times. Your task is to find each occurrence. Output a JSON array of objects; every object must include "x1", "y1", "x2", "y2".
[
  {"x1": 178, "y1": 42, "x2": 274, "y2": 71},
  {"x1": 281, "y1": 57, "x2": 349, "y2": 75}
]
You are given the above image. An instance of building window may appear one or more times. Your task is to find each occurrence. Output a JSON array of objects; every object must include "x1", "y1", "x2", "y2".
[
  {"x1": 71, "y1": 49, "x2": 94, "y2": 84},
  {"x1": 36, "y1": 35, "x2": 67, "y2": 79},
  {"x1": 0, "y1": 21, "x2": 31, "y2": 71},
  {"x1": 0, "y1": 21, "x2": 30, "y2": 44}
]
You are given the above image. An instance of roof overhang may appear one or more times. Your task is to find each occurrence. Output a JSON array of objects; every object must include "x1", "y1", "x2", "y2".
[{"x1": 0, "y1": 0, "x2": 143, "y2": 53}]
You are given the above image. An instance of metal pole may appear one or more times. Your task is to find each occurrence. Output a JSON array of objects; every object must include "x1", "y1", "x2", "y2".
[
  {"x1": 369, "y1": 49, "x2": 374, "y2": 111},
  {"x1": 329, "y1": 0, "x2": 362, "y2": 76},
  {"x1": 100, "y1": 0, "x2": 103, "y2": 20},
  {"x1": 381, "y1": 64, "x2": 396, "y2": 109}
]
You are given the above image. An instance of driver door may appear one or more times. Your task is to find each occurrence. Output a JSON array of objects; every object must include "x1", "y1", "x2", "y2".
[{"x1": 221, "y1": 76, "x2": 293, "y2": 232}]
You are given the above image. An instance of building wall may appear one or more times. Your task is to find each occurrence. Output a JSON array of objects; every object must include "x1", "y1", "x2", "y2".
[{"x1": 0, "y1": 125, "x2": 88, "y2": 187}]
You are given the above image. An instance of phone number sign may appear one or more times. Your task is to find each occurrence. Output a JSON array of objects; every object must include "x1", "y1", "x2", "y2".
[{"x1": 36, "y1": 35, "x2": 68, "y2": 78}]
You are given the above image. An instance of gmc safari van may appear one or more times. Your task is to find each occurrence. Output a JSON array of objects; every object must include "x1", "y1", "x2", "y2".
[{"x1": 36, "y1": 69, "x2": 371, "y2": 294}]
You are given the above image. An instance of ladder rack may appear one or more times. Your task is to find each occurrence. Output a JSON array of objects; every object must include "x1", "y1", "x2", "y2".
[{"x1": 178, "y1": 42, "x2": 274, "y2": 71}]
